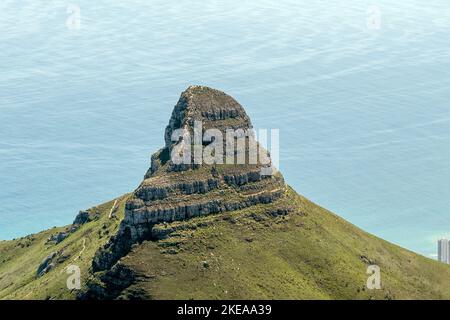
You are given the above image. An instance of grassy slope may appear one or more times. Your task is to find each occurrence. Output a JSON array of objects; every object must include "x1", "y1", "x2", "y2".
[
  {"x1": 0, "y1": 195, "x2": 129, "y2": 300},
  {"x1": 1, "y1": 188, "x2": 450, "y2": 299},
  {"x1": 118, "y1": 187, "x2": 450, "y2": 300}
]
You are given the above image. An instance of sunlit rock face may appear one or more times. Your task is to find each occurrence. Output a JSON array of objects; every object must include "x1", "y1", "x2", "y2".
[{"x1": 92, "y1": 86, "x2": 284, "y2": 272}]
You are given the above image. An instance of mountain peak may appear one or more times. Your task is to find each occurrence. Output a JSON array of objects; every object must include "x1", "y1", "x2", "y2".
[
  {"x1": 91, "y1": 87, "x2": 284, "y2": 274},
  {"x1": 164, "y1": 86, "x2": 253, "y2": 151},
  {"x1": 4, "y1": 88, "x2": 450, "y2": 301}
]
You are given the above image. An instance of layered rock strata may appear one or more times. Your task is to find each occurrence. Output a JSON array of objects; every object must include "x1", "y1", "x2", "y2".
[{"x1": 92, "y1": 86, "x2": 285, "y2": 273}]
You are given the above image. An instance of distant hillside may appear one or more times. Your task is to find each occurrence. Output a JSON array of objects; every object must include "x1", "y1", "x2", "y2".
[{"x1": 1, "y1": 86, "x2": 449, "y2": 300}]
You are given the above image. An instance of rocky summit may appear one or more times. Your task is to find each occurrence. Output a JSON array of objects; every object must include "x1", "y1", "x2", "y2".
[
  {"x1": 2, "y1": 87, "x2": 450, "y2": 300},
  {"x1": 91, "y1": 86, "x2": 285, "y2": 276}
]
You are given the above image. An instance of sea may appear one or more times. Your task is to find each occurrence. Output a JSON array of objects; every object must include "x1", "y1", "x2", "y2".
[{"x1": 1, "y1": 0, "x2": 450, "y2": 259}]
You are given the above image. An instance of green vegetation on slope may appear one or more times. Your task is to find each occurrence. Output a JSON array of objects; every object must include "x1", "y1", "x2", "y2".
[
  {"x1": 3, "y1": 86, "x2": 448, "y2": 300},
  {"x1": 1, "y1": 187, "x2": 450, "y2": 300},
  {"x1": 0, "y1": 195, "x2": 129, "y2": 300},
  {"x1": 102, "y1": 187, "x2": 450, "y2": 300}
]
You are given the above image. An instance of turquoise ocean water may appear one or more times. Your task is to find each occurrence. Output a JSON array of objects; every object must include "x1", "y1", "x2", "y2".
[{"x1": 1, "y1": 0, "x2": 450, "y2": 258}]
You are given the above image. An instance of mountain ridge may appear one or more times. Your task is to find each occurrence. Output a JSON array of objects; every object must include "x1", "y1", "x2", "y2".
[
  {"x1": 87, "y1": 85, "x2": 286, "y2": 296},
  {"x1": 1, "y1": 86, "x2": 450, "y2": 300}
]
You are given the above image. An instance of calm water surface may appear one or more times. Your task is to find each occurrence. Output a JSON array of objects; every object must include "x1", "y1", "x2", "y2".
[{"x1": 1, "y1": 0, "x2": 450, "y2": 258}]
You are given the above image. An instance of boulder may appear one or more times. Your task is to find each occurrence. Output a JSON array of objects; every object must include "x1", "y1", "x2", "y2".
[{"x1": 37, "y1": 252, "x2": 57, "y2": 277}]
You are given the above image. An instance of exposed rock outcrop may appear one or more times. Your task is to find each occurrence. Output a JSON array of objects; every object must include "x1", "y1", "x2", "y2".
[
  {"x1": 164, "y1": 86, "x2": 252, "y2": 154},
  {"x1": 73, "y1": 210, "x2": 92, "y2": 225},
  {"x1": 47, "y1": 231, "x2": 70, "y2": 244},
  {"x1": 87, "y1": 86, "x2": 286, "y2": 295},
  {"x1": 134, "y1": 178, "x2": 220, "y2": 202},
  {"x1": 46, "y1": 210, "x2": 95, "y2": 245},
  {"x1": 36, "y1": 252, "x2": 57, "y2": 277}
]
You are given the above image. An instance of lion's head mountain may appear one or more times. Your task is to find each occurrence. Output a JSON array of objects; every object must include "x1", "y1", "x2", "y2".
[
  {"x1": 91, "y1": 86, "x2": 285, "y2": 277},
  {"x1": 1, "y1": 87, "x2": 450, "y2": 300}
]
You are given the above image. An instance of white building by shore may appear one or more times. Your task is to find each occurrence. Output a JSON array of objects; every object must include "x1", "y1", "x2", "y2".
[{"x1": 438, "y1": 239, "x2": 450, "y2": 264}]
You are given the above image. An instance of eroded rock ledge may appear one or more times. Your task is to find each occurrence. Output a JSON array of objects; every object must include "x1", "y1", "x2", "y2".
[{"x1": 86, "y1": 86, "x2": 288, "y2": 297}]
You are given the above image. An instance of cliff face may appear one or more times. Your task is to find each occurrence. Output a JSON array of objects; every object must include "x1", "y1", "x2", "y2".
[
  {"x1": 91, "y1": 86, "x2": 284, "y2": 274},
  {"x1": 2, "y1": 86, "x2": 450, "y2": 300},
  {"x1": 164, "y1": 86, "x2": 252, "y2": 153}
]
